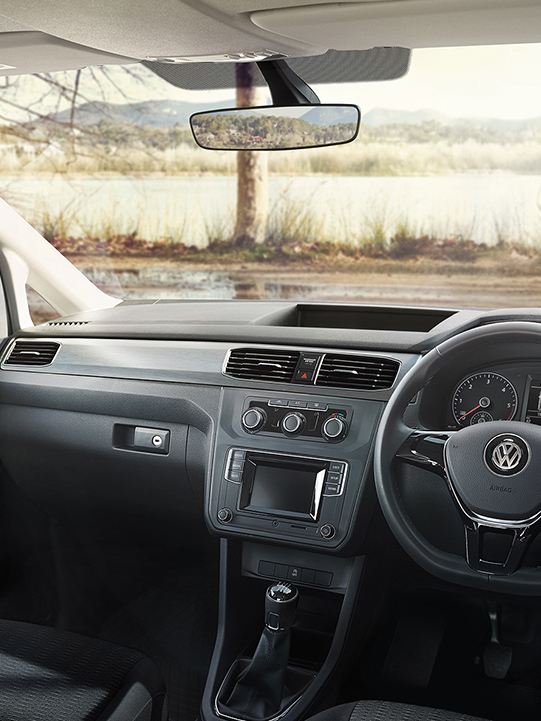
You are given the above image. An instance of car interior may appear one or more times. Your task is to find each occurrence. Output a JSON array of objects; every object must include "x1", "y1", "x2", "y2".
[{"x1": 2, "y1": 2, "x2": 541, "y2": 721}]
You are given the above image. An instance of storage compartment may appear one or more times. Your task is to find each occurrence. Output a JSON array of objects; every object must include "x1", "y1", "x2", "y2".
[{"x1": 294, "y1": 304, "x2": 455, "y2": 332}]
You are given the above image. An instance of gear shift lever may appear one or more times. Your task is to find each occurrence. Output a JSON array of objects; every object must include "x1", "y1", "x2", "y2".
[
  {"x1": 221, "y1": 583, "x2": 299, "y2": 720},
  {"x1": 265, "y1": 582, "x2": 299, "y2": 631}
]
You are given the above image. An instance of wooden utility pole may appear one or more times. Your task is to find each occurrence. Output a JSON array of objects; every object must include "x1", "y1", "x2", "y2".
[{"x1": 233, "y1": 64, "x2": 268, "y2": 246}]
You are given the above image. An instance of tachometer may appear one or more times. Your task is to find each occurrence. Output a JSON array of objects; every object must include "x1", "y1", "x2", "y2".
[{"x1": 452, "y1": 372, "x2": 518, "y2": 426}]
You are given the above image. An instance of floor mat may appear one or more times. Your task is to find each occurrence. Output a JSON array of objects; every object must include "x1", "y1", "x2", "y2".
[
  {"x1": 348, "y1": 596, "x2": 541, "y2": 721},
  {"x1": 98, "y1": 565, "x2": 218, "y2": 721}
]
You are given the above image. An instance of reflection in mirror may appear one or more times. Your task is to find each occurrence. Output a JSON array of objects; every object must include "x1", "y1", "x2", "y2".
[{"x1": 190, "y1": 104, "x2": 360, "y2": 151}]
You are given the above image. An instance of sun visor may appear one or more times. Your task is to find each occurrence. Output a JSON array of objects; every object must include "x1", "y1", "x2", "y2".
[
  {"x1": 0, "y1": 31, "x2": 135, "y2": 76},
  {"x1": 144, "y1": 48, "x2": 411, "y2": 90},
  {"x1": 251, "y1": 1, "x2": 541, "y2": 50}
]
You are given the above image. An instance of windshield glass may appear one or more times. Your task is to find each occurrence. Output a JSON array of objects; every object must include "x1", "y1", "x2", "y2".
[{"x1": 3, "y1": 43, "x2": 541, "y2": 320}]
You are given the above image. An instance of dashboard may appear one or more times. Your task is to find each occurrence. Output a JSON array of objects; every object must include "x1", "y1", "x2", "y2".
[{"x1": 6, "y1": 300, "x2": 541, "y2": 583}]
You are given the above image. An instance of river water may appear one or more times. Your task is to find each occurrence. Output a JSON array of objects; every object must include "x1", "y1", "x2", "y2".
[{"x1": 2, "y1": 172, "x2": 541, "y2": 246}]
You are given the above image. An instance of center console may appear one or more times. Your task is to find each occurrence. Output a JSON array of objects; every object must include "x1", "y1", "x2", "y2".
[
  {"x1": 202, "y1": 385, "x2": 386, "y2": 721},
  {"x1": 207, "y1": 387, "x2": 384, "y2": 552}
]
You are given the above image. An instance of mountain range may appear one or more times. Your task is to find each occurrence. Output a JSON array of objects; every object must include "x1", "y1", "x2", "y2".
[
  {"x1": 46, "y1": 99, "x2": 541, "y2": 131},
  {"x1": 50, "y1": 99, "x2": 234, "y2": 128},
  {"x1": 301, "y1": 105, "x2": 359, "y2": 126}
]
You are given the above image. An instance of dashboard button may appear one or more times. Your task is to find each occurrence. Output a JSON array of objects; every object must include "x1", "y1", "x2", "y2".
[
  {"x1": 293, "y1": 352, "x2": 321, "y2": 384},
  {"x1": 327, "y1": 472, "x2": 343, "y2": 483},
  {"x1": 258, "y1": 561, "x2": 276, "y2": 577},
  {"x1": 301, "y1": 568, "x2": 316, "y2": 584},
  {"x1": 320, "y1": 524, "x2": 336, "y2": 539},
  {"x1": 324, "y1": 482, "x2": 341, "y2": 496},
  {"x1": 314, "y1": 571, "x2": 333, "y2": 587},
  {"x1": 268, "y1": 399, "x2": 289, "y2": 407},
  {"x1": 329, "y1": 462, "x2": 345, "y2": 473},
  {"x1": 288, "y1": 399, "x2": 308, "y2": 409},
  {"x1": 307, "y1": 401, "x2": 328, "y2": 411},
  {"x1": 288, "y1": 566, "x2": 302, "y2": 581},
  {"x1": 275, "y1": 563, "x2": 288, "y2": 578},
  {"x1": 217, "y1": 508, "x2": 233, "y2": 524},
  {"x1": 294, "y1": 367, "x2": 316, "y2": 383}
]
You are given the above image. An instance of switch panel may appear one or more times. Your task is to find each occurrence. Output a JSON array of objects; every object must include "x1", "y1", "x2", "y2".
[{"x1": 241, "y1": 397, "x2": 351, "y2": 443}]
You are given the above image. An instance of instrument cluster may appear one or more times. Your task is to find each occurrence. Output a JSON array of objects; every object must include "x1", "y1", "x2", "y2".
[
  {"x1": 416, "y1": 363, "x2": 541, "y2": 430},
  {"x1": 452, "y1": 371, "x2": 518, "y2": 426},
  {"x1": 448, "y1": 368, "x2": 541, "y2": 429}
]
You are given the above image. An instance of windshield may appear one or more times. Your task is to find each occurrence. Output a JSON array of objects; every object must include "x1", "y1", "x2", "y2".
[{"x1": 3, "y1": 43, "x2": 541, "y2": 321}]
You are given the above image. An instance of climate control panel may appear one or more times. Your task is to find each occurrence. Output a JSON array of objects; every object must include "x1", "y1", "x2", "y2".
[{"x1": 241, "y1": 397, "x2": 351, "y2": 443}]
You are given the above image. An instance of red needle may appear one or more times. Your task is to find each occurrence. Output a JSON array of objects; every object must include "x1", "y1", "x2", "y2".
[{"x1": 460, "y1": 404, "x2": 481, "y2": 422}]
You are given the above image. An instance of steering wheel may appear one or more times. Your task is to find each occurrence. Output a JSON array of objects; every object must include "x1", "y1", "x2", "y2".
[{"x1": 374, "y1": 321, "x2": 541, "y2": 594}]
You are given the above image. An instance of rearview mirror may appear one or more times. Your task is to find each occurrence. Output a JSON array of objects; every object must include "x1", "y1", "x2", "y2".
[{"x1": 190, "y1": 104, "x2": 360, "y2": 151}]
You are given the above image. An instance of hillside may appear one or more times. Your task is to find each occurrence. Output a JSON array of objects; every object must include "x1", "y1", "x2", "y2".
[
  {"x1": 45, "y1": 100, "x2": 541, "y2": 134},
  {"x1": 49, "y1": 99, "x2": 234, "y2": 127},
  {"x1": 1, "y1": 99, "x2": 540, "y2": 176}
]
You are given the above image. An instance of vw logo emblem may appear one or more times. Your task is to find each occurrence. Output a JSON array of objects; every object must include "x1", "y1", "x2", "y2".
[
  {"x1": 492, "y1": 440, "x2": 522, "y2": 471},
  {"x1": 485, "y1": 434, "x2": 529, "y2": 476}
]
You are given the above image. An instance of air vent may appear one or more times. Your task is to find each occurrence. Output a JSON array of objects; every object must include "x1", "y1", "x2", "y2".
[
  {"x1": 316, "y1": 354, "x2": 399, "y2": 391},
  {"x1": 4, "y1": 340, "x2": 60, "y2": 367},
  {"x1": 225, "y1": 348, "x2": 300, "y2": 383},
  {"x1": 48, "y1": 320, "x2": 89, "y2": 327}
]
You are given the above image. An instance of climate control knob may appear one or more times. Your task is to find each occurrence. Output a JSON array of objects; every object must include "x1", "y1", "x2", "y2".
[
  {"x1": 281, "y1": 412, "x2": 306, "y2": 436},
  {"x1": 322, "y1": 416, "x2": 348, "y2": 442},
  {"x1": 242, "y1": 407, "x2": 266, "y2": 433}
]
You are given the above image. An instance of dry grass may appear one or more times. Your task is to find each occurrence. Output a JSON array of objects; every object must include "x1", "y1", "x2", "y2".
[
  {"x1": 3, "y1": 136, "x2": 541, "y2": 176},
  {"x1": 37, "y1": 199, "x2": 539, "y2": 275}
]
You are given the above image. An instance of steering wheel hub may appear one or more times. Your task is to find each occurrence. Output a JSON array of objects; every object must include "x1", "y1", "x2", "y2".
[{"x1": 446, "y1": 423, "x2": 540, "y2": 524}]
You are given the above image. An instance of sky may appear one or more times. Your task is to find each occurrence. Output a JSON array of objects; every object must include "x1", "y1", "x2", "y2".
[{"x1": 4, "y1": 43, "x2": 541, "y2": 122}]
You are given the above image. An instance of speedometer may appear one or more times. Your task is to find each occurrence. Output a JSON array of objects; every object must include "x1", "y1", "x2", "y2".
[{"x1": 452, "y1": 372, "x2": 518, "y2": 426}]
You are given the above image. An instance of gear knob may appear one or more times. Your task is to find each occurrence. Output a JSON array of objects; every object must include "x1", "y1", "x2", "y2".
[{"x1": 265, "y1": 582, "x2": 299, "y2": 632}]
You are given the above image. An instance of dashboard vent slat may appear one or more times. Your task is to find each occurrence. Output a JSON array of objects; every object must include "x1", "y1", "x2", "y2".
[
  {"x1": 225, "y1": 348, "x2": 300, "y2": 383},
  {"x1": 48, "y1": 320, "x2": 90, "y2": 327},
  {"x1": 316, "y1": 354, "x2": 400, "y2": 391},
  {"x1": 4, "y1": 340, "x2": 60, "y2": 367}
]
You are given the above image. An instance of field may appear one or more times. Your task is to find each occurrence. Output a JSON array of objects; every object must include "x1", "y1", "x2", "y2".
[{"x1": 3, "y1": 118, "x2": 541, "y2": 176}]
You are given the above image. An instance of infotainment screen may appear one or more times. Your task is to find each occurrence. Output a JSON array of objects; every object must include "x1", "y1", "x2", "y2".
[{"x1": 239, "y1": 454, "x2": 327, "y2": 521}]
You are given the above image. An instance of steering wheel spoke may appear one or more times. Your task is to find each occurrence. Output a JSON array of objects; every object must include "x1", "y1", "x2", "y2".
[
  {"x1": 396, "y1": 429, "x2": 454, "y2": 478},
  {"x1": 464, "y1": 521, "x2": 535, "y2": 576}
]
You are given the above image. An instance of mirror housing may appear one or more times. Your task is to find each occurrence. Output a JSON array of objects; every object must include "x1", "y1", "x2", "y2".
[{"x1": 190, "y1": 104, "x2": 360, "y2": 151}]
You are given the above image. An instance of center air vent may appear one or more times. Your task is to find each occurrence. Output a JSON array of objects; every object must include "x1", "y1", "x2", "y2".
[
  {"x1": 3, "y1": 340, "x2": 60, "y2": 367},
  {"x1": 316, "y1": 354, "x2": 399, "y2": 391},
  {"x1": 225, "y1": 348, "x2": 300, "y2": 383}
]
